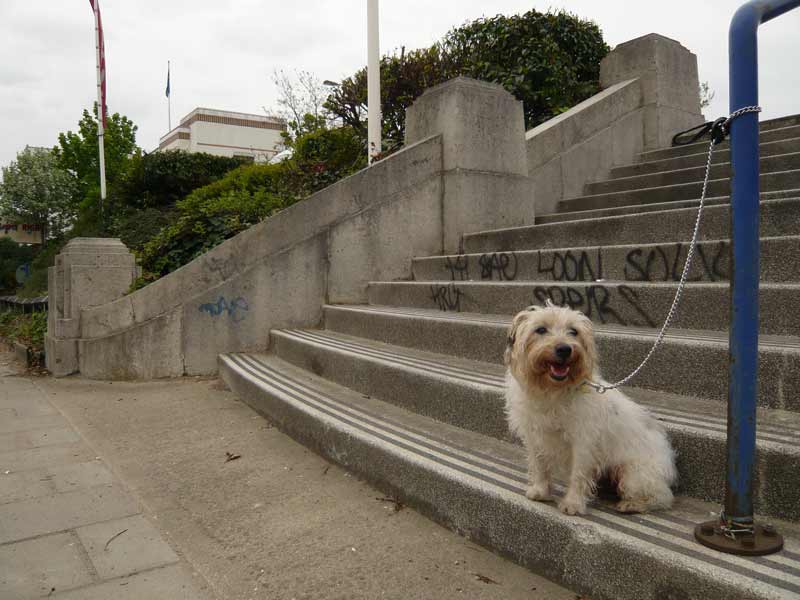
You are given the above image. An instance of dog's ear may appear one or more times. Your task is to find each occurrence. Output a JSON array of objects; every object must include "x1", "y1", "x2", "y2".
[{"x1": 505, "y1": 310, "x2": 530, "y2": 365}]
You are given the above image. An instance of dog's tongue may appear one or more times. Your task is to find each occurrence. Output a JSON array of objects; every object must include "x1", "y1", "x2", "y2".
[{"x1": 549, "y1": 363, "x2": 570, "y2": 378}]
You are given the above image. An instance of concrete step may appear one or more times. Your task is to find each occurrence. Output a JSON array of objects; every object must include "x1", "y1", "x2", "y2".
[
  {"x1": 366, "y1": 280, "x2": 800, "y2": 336},
  {"x1": 535, "y1": 190, "x2": 800, "y2": 225},
  {"x1": 558, "y1": 169, "x2": 800, "y2": 214},
  {"x1": 269, "y1": 328, "x2": 800, "y2": 522},
  {"x1": 464, "y1": 197, "x2": 800, "y2": 253},
  {"x1": 760, "y1": 113, "x2": 800, "y2": 131},
  {"x1": 612, "y1": 137, "x2": 800, "y2": 179},
  {"x1": 412, "y1": 236, "x2": 800, "y2": 284},
  {"x1": 322, "y1": 304, "x2": 800, "y2": 412},
  {"x1": 639, "y1": 124, "x2": 800, "y2": 162},
  {"x1": 588, "y1": 152, "x2": 800, "y2": 196},
  {"x1": 220, "y1": 352, "x2": 800, "y2": 600}
]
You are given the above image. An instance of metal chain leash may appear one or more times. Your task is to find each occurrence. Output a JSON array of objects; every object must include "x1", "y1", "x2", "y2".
[{"x1": 584, "y1": 106, "x2": 762, "y2": 394}]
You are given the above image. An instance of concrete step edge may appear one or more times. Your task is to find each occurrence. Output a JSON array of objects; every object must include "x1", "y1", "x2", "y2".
[
  {"x1": 220, "y1": 352, "x2": 800, "y2": 600},
  {"x1": 412, "y1": 236, "x2": 800, "y2": 284},
  {"x1": 273, "y1": 328, "x2": 800, "y2": 449},
  {"x1": 534, "y1": 191, "x2": 800, "y2": 225},
  {"x1": 638, "y1": 124, "x2": 800, "y2": 160},
  {"x1": 326, "y1": 303, "x2": 800, "y2": 351},
  {"x1": 466, "y1": 195, "x2": 800, "y2": 242},
  {"x1": 612, "y1": 139, "x2": 800, "y2": 178},
  {"x1": 322, "y1": 304, "x2": 800, "y2": 410},
  {"x1": 560, "y1": 168, "x2": 800, "y2": 208},
  {"x1": 270, "y1": 327, "x2": 800, "y2": 520},
  {"x1": 600, "y1": 152, "x2": 800, "y2": 189}
]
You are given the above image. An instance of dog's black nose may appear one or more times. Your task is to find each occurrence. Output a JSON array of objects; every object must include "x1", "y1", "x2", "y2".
[{"x1": 555, "y1": 344, "x2": 572, "y2": 360}]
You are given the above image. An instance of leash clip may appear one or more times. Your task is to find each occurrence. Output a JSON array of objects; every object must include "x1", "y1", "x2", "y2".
[{"x1": 710, "y1": 117, "x2": 728, "y2": 145}]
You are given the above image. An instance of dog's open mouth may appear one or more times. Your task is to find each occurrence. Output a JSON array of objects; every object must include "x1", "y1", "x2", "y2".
[{"x1": 548, "y1": 362, "x2": 571, "y2": 381}]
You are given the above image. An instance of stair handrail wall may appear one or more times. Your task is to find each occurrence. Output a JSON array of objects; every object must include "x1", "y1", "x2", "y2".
[{"x1": 726, "y1": 0, "x2": 800, "y2": 532}]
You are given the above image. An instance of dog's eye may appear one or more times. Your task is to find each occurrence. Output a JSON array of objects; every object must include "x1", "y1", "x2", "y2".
[
  {"x1": 568, "y1": 328, "x2": 578, "y2": 337},
  {"x1": 535, "y1": 326, "x2": 548, "y2": 335}
]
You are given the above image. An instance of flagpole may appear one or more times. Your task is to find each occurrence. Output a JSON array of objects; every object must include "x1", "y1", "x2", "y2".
[
  {"x1": 167, "y1": 60, "x2": 172, "y2": 131},
  {"x1": 93, "y1": 1, "x2": 107, "y2": 211},
  {"x1": 367, "y1": 0, "x2": 381, "y2": 163}
]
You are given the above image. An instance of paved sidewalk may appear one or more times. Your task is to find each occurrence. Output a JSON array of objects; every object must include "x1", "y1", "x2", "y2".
[
  {"x1": 0, "y1": 350, "x2": 211, "y2": 599},
  {"x1": 1, "y1": 346, "x2": 575, "y2": 600}
]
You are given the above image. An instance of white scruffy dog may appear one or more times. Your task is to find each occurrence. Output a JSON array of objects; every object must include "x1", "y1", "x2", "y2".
[{"x1": 504, "y1": 303, "x2": 677, "y2": 515}]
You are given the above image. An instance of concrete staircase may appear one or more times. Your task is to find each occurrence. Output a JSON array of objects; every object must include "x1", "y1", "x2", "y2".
[{"x1": 221, "y1": 115, "x2": 800, "y2": 600}]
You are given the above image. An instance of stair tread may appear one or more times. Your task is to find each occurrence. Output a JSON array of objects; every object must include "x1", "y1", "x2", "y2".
[
  {"x1": 535, "y1": 191, "x2": 800, "y2": 224},
  {"x1": 561, "y1": 168, "x2": 800, "y2": 205},
  {"x1": 326, "y1": 303, "x2": 800, "y2": 350},
  {"x1": 373, "y1": 279, "x2": 800, "y2": 290},
  {"x1": 273, "y1": 327, "x2": 800, "y2": 449},
  {"x1": 615, "y1": 137, "x2": 800, "y2": 173},
  {"x1": 221, "y1": 351, "x2": 800, "y2": 599},
  {"x1": 414, "y1": 235, "x2": 799, "y2": 260},
  {"x1": 467, "y1": 195, "x2": 800, "y2": 239},
  {"x1": 638, "y1": 123, "x2": 800, "y2": 158}
]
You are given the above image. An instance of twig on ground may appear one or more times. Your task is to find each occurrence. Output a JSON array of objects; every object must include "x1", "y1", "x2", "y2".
[{"x1": 104, "y1": 528, "x2": 129, "y2": 551}]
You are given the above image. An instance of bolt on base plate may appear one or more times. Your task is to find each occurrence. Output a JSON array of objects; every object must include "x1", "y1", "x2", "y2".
[{"x1": 695, "y1": 521, "x2": 784, "y2": 556}]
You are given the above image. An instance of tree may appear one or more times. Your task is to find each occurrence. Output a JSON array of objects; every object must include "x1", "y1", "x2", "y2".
[
  {"x1": 700, "y1": 82, "x2": 715, "y2": 110},
  {"x1": 53, "y1": 104, "x2": 139, "y2": 233},
  {"x1": 326, "y1": 9, "x2": 609, "y2": 147},
  {"x1": 0, "y1": 146, "x2": 77, "y2": 244},
  {"x1": 270, "y1": 69, "x2": 332, "y2": 144}
]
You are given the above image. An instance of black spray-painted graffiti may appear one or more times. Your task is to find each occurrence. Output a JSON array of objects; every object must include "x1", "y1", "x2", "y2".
[
  {"x1": 537, "y1": 249, "x2": 603, "y2": 282},
  {"x1": 532, "y1": 285, "x2": 656, "y2": 328},
  {"x1": 624, "y1": 241, "x2": 727, "y2": 282},
  {"x1": 443, "y1": 252, "x2": 519, "y2": 281},
  {"x1": 444, "y1": 255, "x2": 470, "y2": 281},
  {"x1": 198, "y1": 296, "x2": 250, "y2": 323},
  {"x1": 479, "y1": 252, "x2": 518, "y2": 281},
  {"x1": 430, "y1": 283, "x2": 464, "y2": 312}
]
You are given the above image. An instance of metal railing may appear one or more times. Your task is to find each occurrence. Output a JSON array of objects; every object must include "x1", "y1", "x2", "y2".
[
  {"x1": 0, "y1": 295, "x2": 48, "y2": 313},
  {"x1": 695, "y1": 0, "x2": 800, "y2": 557}
]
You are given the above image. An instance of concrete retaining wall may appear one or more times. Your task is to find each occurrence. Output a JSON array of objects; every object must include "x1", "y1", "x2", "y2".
[
  {"x1": 49, "y1": 77, "x2": 538, "y2": 380},
  {"x1": 78, "y1": 136, "x2": 447, "y2": 378}
]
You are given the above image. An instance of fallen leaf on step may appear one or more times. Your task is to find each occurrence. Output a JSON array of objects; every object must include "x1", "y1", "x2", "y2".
[
  {"x1": 225, "y1": 452, "x2": 241, "y2": 462},
  {"x1": 473, "y1": 573, "x2": 499, "y2": 585}
]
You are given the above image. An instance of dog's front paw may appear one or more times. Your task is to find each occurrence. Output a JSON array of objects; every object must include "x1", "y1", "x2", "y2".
[
  {"x1": 525, "y1": 483, "x2": 552, "y2": 502},
  {"x1": 557, "y1": 494, "x2": 587, "y2": 515}
]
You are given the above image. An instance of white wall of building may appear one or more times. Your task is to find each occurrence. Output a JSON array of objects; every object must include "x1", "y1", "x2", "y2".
[{"x1": 158, "y1": 108, "x2": 285, "y2": 162}]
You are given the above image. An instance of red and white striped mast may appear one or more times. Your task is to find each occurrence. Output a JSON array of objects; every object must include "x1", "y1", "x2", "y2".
[{"x1": 90, "y1": 0, "x2": 107, "y2": 209}]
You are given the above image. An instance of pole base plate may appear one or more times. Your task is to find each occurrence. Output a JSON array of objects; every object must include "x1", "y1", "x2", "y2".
[{"x1": 695, "y1": 520, "x2": 784, "y2": 556}]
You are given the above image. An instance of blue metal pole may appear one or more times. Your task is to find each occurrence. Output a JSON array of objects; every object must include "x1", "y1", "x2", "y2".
[{"x1": 727, "y1": 0, "x2": 800, "y2": 524}]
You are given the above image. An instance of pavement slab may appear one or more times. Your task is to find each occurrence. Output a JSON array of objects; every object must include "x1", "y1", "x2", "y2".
[
  {"x1": 35, "y1": 374, "x2": 575, "y2": 600},
  {"x1": 0, "y1": 347, "x2": 211, "y2": 600}
]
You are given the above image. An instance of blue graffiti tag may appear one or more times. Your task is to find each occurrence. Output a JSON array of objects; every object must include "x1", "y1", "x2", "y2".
[{"x1": 198, "y1": 296, "x2": 249, "y2": 323}]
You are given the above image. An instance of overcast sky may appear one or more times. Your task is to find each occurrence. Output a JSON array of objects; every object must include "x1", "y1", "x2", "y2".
[{"x1": 1, "y1": 1, "x2": 798, "y2": 168}]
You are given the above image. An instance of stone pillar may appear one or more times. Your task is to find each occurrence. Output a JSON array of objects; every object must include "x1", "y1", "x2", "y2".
[
  {"x1": 405, "y1": 77, "x2": 534, "y2": 253},
  {"x1": 45, "y1": 238, "x2": 137, "y2": 377},
  {"x1": 600, "y1": 34, "x2": 704, "y2": 151}
]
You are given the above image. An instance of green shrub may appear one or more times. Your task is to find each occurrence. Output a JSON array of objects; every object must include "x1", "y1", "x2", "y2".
[
  {"x1": 138, "y1": 126, "x2": 365, "y2": 279},
  {"x1": 0, "y1": 310, "x2": 47, "y2": 353},
  {"x1": 114, "y1": 150, "x2": 250, "y2": 210}
]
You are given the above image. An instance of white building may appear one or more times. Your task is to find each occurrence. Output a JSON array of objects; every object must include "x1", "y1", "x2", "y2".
[{"x1": 158, "y1": 108, "x2": 286, "y2": 162}]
